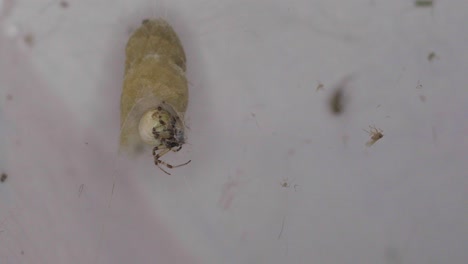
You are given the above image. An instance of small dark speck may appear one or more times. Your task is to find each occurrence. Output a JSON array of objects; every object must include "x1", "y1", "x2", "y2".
[
  {"x1": 59, "y1": 1, "x2": 69, "y2": 8},
  {"x1": 24, "y1": 33, "x2": 34, "y2": 47},
  {"x1": 6, "y1": 94, "x2": 13, "y2": 101},
  {"x1": 21, "y1": 250, "x2": 24, "y2": 255},
  {"x1": 428, "y1": 51, "x2": 438, "y2": 61},
  {"x1": 329, "y1": 88, "x2": 344, "y2": 115},
  {"x1": 316, "y1": 82, "x2": 324, "y2": 91},
  {"x1": 1, "y1": 173, "x2": 7, "y2": 182},
  {"x1": 328, "y1": 76, "x2": 352, "y2": 115},
  {"x1": 415, "y1": 0, "x2": 433, "y2": 7},
  {"x1": 416, "y1": 81, "x2": 423, "y2": 89},
  {"x1": 85, "y1": 142, "x2": 88, "y2": 145},
  {"x1": 419, "y1": 94, "x2": 426, "y2": 102}
]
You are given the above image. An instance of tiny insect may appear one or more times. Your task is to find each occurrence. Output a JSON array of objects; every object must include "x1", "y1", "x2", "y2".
[{"x1": 364, "y1": 125, "x2": 384, "y2": 147}]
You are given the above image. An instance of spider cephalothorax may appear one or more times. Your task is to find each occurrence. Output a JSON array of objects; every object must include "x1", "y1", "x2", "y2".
[{"x1": 139, "y1": 104, "x2": 191, "y2": 175}]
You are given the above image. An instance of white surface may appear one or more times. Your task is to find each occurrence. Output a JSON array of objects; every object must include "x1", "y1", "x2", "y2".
[{"x1": 1, "y1": 0, "x2": 467, "y2": 263}]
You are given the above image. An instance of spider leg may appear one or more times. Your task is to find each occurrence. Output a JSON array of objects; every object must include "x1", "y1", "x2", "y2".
[
  {"x1": 152, "y1": 145, "x2": 168, "y2": 156},
  {"x1": 156, "y1": 163, "x2": 171, "y2": 175},
  {"x1": 157, "y1": 156, "x2": 191, "y2": 169},
  {"x1": 154, "y1": 148, "x2": 171, "y2": 175},
  {"x1": 153, "y1": 148, "x2": 192, "y2": 175},
  {"x1": 172, "y1": 146, "x2": 182, "y2": 152},
  {"x1": 169, "y1": 159, "x2": 192, "y2": 168}
]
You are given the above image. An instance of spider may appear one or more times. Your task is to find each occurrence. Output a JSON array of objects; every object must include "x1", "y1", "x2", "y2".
[
  {"x1": 148, "y1": 107, "x2": 191, "y2": 175},
  {"x1": 364, "y1": 125, "x2": 384, "y2": 147}
]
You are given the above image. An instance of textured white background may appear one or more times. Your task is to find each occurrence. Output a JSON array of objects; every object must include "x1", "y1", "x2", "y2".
[{"x1": 0, "y1": 0, "x2": 467, "y2": 263}]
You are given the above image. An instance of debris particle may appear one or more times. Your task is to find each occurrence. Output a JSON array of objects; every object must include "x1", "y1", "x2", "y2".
[
  {"x1": 415, "y1": 0, "x2": 433, "y2": 7},
  {"x1": 416, "y1": 80, "x2": 423, "y2": 89},
  {"x1": 316, "y1": 82, "x2": 324, "y2": 91},
  {"x1": 280, "y1": 178, "x2": 298, "y2": 191},
  {"x1": 1, "y1": 173, "x2": 7, "y2": 183},
  {"x1": 250, "y1": 112, "x2": 260, "y2": 127},
  {"x1": 219, "y1": 178, "x2": 242, "y2": 210},
  {"x1": 427, "y1": 51, "x2": 438, "y2": 61},
  {"x1": 6, "y1": 94, "x2": 13, "y2": 101},
  {"x1": 78, "y1": 184, "x2": 84, "y2": 197},
  {"x1": 364, "y1": 125, "x2": 384, "y2": 147},
  {"x1": 419, "y1": 94, "x2": 426, "y2": 102},
  {"x1": 59, "y1": 1, "x2": 69, "y2": 8},
  {"x1": 23, "y1": 33, "x2": 34, "y2": 47},
  {"x1": 278, "y1": 216, "x2": 286, "y2": 239},
  {"x1": 280, "y1": 178, "x2": 292, "y2": 188},
  {"x1": 21, "y1": 250, "x2": 24, "y2": 255}
]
